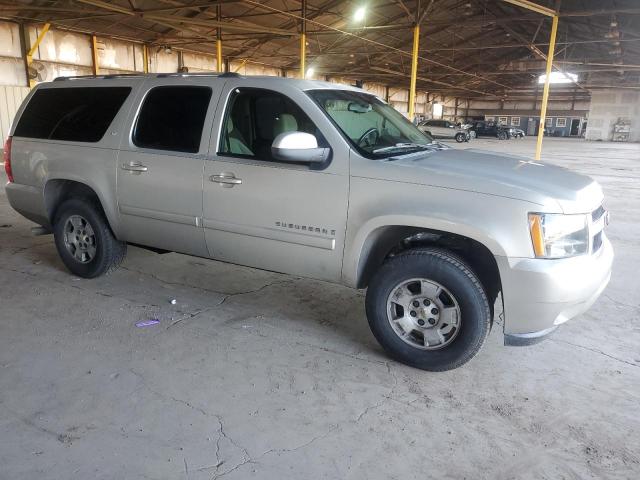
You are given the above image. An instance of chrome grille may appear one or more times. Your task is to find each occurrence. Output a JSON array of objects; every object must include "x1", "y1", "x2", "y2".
[{"x1": 590, "y1": 205, "x2": 607, "y2": 254}]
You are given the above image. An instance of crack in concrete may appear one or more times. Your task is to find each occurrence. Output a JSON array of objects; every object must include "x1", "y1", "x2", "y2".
[
  {"x1": 550, "y1": 338, "x2": 638, "y2": 368},
  {"x1": 120, "y1": 266, "x2": 297, "y2": 303},
  {"x1": 214, "y1": 279, "x2": 297, "y2": 307},
  {"x1": 604, "y1": 294, "x2": 639, "y2": 311}
]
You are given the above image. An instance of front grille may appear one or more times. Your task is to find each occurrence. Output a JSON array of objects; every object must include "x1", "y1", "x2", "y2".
[
  {"x1": 590, "y1": 205, "x2": 607, "y2": 254},
  {"x1": 592, "y1": 205, "x2": 605, "y2": 223},
  {"x1": 592, "y1": 231, "x2": 603, "y2": 253}
]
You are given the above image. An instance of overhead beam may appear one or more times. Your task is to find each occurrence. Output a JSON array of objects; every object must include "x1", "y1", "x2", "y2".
[{"x1": 501, "y1": 0, "x2": 555, "y2": 17}]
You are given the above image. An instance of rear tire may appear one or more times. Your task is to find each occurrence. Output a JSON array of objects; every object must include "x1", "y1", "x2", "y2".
[
  {"x1": 53, "y1": 198, "x2": 127, "y2": 278},
  {"x1": 455, "y1": 133, "x2": 466, "y2": 143},
  {"x1": 365, "y1": 249, "x2": 491, "y2": 371}
]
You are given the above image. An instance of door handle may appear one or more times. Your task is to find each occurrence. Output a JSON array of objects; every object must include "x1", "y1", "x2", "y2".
[
  {"x1": 210, "y1": 173, "x2": 242, "y2": 187},
  {"x1": 121, "y1": 162, "x2": 148, "y2": 173}
]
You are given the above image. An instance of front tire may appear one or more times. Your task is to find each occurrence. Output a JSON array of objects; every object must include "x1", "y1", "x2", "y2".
[
  {"x1": 53, "y1": 198, "x2": 127, "y2": 278},
  {"x1": 365, "y1": 249, "x2": 491, "y2": 371},
  {"x1": 498, "y1": 131, "x2": 507, "y2": 140},
  {"x1": 455, "y1": 133, "x2": 466, "y2": 143}
]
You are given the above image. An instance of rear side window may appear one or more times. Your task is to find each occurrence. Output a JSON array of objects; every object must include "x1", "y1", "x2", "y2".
[
  {"x1": 133, "y1": 86, "x2": 212, "y2": 153},
  {"x1": 14, "y1": 87, "x2": 131, "y2": 142}
]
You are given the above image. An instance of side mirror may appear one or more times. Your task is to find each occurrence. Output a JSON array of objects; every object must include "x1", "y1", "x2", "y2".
[{"x1": 271, "y1": 132, "x2": 330, "y2": 164}]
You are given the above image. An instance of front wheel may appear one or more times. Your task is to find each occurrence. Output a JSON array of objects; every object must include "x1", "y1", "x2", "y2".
[
  {"x1": 455, "y1": 133, "x2": 466, "y2": 143},
  {"x1": 53, "y1": 198, "x2": 127, "y2": 278},
  {"x1": 365, "y1": 249, "x2": 491, "y2": 371},
  {"x1": 498, "y1": 131, "x2": 507, "y2": 140}
]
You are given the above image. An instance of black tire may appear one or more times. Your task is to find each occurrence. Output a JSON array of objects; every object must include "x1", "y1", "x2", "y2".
[
  {"x1": 498, "y1": 131, "x2": 507, "y2": 140},
  {"x1": 365, "y1": 248, "x2": 491, "y2": 371},
  {"x1": 53, "y1": 198, "x2": 127, "y2": 278},
  {"x1": 455, "y1": 133, "x2": 466, "y2": 143}
]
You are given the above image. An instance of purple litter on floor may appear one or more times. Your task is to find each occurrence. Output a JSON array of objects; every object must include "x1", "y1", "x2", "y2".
[{"x1": 136, "y1": 319, "x2": 160, "y2": 328}]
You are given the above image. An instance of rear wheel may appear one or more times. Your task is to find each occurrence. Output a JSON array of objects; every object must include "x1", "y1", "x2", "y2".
[
  {"x1": 53, "y1": 198, "x2": 127, "y2": 278},
  {"x1": 455, "y1": 133, "x2": 466, "y2": 143},
  {"x1": 365, "y1": 249, "x2": 491, "y2": 371}
]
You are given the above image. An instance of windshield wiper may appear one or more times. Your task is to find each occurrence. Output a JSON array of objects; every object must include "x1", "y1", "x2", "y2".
[{"x1": 372, "y1": 142, "x2": 434, "y2": 154}]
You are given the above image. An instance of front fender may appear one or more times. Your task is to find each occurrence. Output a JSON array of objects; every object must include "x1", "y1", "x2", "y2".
[{"x1": 341, "y1": 177, "x2": 537, "y2": 288}]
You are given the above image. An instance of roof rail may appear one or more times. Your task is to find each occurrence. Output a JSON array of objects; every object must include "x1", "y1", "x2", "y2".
[
  {"x1": 53, "y1": 73, "x2": 147, "y2": 81},
  {"x1": 53, "y1": 72, "x2": 243, "y2": 82}
]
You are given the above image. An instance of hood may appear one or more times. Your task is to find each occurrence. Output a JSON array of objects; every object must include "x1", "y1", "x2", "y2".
[{"x1": 368, "y1": 148, "x2": 603, "y2": 214}]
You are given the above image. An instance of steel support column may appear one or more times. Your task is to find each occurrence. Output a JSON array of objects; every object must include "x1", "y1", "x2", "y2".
[
  {"x1": 26, "y1": 22, "x2": 50, "y2": 88},
  {"x1": 535, "y1": 15, "x2": 558, "y2": 161},
  {"x1": 408, "y1": 23, "x2": 420, "y2": 120},
  {"x1": 300, "y1": 0, "x2": 307, "y2": 79},
  {"x1": 91, "y1": 34, "x2": 99, "y2": 75},
  {"x1": 143, "y1": 44, "x2": 149, "y2": 73},
  {"x1": 216, "y1": 5, "x2": 223, "y2": 72}
]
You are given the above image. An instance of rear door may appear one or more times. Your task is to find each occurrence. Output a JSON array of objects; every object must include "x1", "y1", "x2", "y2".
[
  {"x1": 117, "y1": 79, "x2": 221, "y2": 257},
  {"x1": 202, "y1": 81, "x2": 350, "y2": 282}
]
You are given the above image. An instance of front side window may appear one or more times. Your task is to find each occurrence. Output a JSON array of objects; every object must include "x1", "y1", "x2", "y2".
[
  {"x1": 219, "y1": 88, "x2": 322, "y2": 161},
  {"x1": 133, "y1": 86, "x2": 212, "y2": 153},
  {"x1": 308, "y1": 89, "x2": 435, "y2": 159},
  {"x1": 14, "y1": 87, "x2": 131, "y2": 142}
]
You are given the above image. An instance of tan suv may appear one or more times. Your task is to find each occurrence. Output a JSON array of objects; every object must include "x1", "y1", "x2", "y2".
[{"x1": 4, "y1": 73, "x2": 612, "y2": 371}]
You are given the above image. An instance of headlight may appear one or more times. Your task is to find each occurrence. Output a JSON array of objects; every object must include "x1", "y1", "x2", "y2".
[{"x1": 528, "y1": 213, "x2": 589, "y2": 258}]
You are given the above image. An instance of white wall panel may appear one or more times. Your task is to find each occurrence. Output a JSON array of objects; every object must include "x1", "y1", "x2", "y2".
[
  {"x1": 0, "y1": 85, "x2": 30, "y2": 145},
  {"x1": 0, "y1": 21, "x2": 21, "y2": 57},
  {"x1": 29, "y1": 26, "x2": 92, "y2": 66}
]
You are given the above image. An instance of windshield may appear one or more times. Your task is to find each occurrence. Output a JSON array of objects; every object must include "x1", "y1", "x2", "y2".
[{"x1": 308, "y1": 89, "x2": 435, "y2": 158}]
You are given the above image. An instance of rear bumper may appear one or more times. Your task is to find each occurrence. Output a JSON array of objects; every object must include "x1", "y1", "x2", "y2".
[
  {"x1": 497, "y1": 234, "x2": 613, "y2": 342},
  {"x1": 5, "y1": 182, "x2": 49, "y2": 227}
]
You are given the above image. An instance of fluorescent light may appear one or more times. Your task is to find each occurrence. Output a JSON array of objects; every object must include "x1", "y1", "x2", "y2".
[
  {"x1": 306, "y1": 67, "x2": 315, "y2": 77},
  {"x1": 538, "y1": 71, "x2": 578, "y2": 84},
  {"x1": 354, "y1": 6, "x2": 366, "y2": 22}
]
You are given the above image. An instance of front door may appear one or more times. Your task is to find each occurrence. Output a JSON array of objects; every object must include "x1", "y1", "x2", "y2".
[
  {"x1": 202, "y1": 84, "x2": 349, "y2": 282},
  {"x1": 117, "y1": 80, "x2": 220, "y2": 257},
  {"x1": 570, "y1": 118, "x2": 580, "y2": 136}
]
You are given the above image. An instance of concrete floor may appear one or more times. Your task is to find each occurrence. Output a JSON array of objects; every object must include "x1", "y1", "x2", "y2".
[{"x1": 1, "y1": 137, "x2": 639, "y2": 480}]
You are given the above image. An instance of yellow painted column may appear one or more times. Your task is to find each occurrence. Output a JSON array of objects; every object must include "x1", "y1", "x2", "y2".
[
  {"x1": 535, "y1": 14, "x2": 559, "y2": 161},
  {"x1": 91, "y1": 34, "x2": 99, "y2": 75},
  {"x1": 143, "y1": 44, "x2": 149, "y2": 73},
  {"x1": 26, "y1": 23, "x2": 50, "y2": 88},
  {"x1": 408, "y1": 24, "x2": 420, "y2": 121},
  {"x1": 217, "y1": 38, "x2": 223, "y2": 72},
  {"x1": 300, "y1": 33, "x2": 306, "y2": 79}
]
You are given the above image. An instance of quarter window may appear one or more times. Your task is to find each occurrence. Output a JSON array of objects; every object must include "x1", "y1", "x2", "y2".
[
  {"x1": 133, "y1": 86, "x2": 212, "y2": 153},
  {"x1": 14, "y1": 87, "x2": 131, "y2": 142}
]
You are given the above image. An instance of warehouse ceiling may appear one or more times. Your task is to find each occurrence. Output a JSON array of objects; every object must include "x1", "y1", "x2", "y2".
[{"x1": 2, "y1": 0, "x2": 639, "y2": 99}]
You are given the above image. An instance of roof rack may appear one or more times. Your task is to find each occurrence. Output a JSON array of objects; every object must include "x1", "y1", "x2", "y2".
[
  {"x1": 53, "y1": 73, "x2": 147, "y2": 81},
  {"x1": 54, "y1": 72, "x2": 243, "y2": 81}
]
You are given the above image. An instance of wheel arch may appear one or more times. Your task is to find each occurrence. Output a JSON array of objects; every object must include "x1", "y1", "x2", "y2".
[
  {"x1": 352, "y1": 224, "x2": 503, "y2": 319},
  {"x1": 44, "y1": 178, "x2": 119, "y2": 236}
]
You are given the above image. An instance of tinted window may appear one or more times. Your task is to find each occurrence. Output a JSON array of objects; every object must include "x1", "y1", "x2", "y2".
[
  {"x1": 134, "y1": 86, "x2": 212, "y2": 153},
  {"x1": 14, "y1": 87, "x2": 131, "y2": 142},
  {"x1": 220, "y1": 88, "x2": 323, "y2": 161}
]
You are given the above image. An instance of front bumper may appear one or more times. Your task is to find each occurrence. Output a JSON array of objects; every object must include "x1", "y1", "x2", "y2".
[{"x1": 496, "y1": 234, "x2": 613, "y2": 344}]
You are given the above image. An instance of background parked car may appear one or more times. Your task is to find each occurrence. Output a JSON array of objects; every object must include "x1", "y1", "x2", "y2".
[
  {"x1": 418, "y1": 119, "x2": 470, "y2": 143},
  {"x1": 512, "y1": 128, "x2": 526, "y2": 138},
  {"x1": 470, "y1": 120, "x2": 511, "y2": 140}
]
